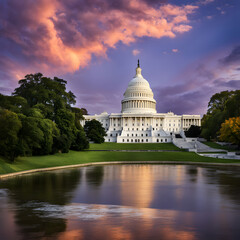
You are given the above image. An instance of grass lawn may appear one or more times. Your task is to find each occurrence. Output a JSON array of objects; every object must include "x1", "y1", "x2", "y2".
[
  {"x1": 203, "y1": 142, "x2": 238, "y2": 152},
  {"x1": 89, "y1": 142, "x2": 181, "y2": 151},
  {"x1": 1, "y1": 150, "x2": 240, "y2": 175}
]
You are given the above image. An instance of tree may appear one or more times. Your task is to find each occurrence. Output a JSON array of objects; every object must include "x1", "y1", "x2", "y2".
[
  {"x1": 84, "y1": 119, "x2": 106, "y2": 143},
  {"x1": 0, "y1": 109, "x2": 22, "y2": 161},
  {"x1": 71, "y1": 129, "x2": 89, "y2": 150},
  {"x1": 201, "y1": 110, "x2": 225, "y2": 140},
  {"x1": 185, "y1": 125, "x2": 201, "y2": 138},
  {"x1": 13, "y1": 73, "x2": 76, "y2": 117},
  {"x1": 0, "y1": 73, "x2": 89, "y2": 161},
  {"x1": 0, "y1": 94, "x2": 27, "y2": 113},
  {"x1": 207, "y1": 91, "x2": 234, "y2": 114},
  {"x1": 201, "y1": 90, "x2": 240, "y2": 141},
  {"x1": 220, "y1": 117, "x2": 240, "y2": 147},
  {"x1": 80, "y1": 108, "x2": 88, "y2": 115},
  {"x1": 225, "y1": 90, "x2": 240, "y2": 118},
  {"x1": 13, "y1": 73, "x2": 89, "y2": 153}
]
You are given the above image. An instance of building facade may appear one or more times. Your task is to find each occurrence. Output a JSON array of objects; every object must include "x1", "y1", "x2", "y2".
[{"x1": 80, "y1": 61, "x2": 201, "y2": 143}]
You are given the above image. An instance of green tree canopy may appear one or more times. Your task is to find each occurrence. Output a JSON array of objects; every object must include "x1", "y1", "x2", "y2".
[
  {"x1": 0, "y1": 73, "x2": 89, "y2": 161},
  {"x1": 201, "y1": 90, "x2": 240, "y2": 141},
  {"x1": 0, "y1": 94, "x2": 27, "y2": 113},
  {"x1": 84, "y1": 119, "x2": 106, "y2": 143},
  {"x1": 13, "y1": 73, "x2": 76, "y2": 116},
  {"x1": 0, "y1": 109, "x2": 22, "y2": 161},
  {"x1": 220, "y1": 117, "x2": 240, "y2": 147},
  {"x1": 185, "y1": 125, "x2": 201, "y2": 138}
]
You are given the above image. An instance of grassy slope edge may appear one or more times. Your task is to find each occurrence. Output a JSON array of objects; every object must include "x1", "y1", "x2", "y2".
[
  {"x1": 1, "y1": 150, "x2": 240, "y2": 175},
  {"x1": 89, "y1": 143, "x2": 181, "y2": 151}
]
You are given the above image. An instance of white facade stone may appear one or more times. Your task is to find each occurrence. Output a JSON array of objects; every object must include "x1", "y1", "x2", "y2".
[{"x1": 80, "y1": 62, "x2": 201, "y2": 143}]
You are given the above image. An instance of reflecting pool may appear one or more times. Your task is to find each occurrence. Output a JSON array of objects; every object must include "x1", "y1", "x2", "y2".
[{"x1": 0, "y1": 164, "x2": 240, "y2": 240}]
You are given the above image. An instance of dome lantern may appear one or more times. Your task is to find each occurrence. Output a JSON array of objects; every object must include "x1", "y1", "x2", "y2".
[{"x1": 121, "y1": 61, "x2": 157, "y2": 114}]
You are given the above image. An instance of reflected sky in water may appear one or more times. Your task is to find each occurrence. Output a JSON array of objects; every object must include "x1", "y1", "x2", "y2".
[{"x1": 0, "y1": 164, "x2": 240, "y2": 240}]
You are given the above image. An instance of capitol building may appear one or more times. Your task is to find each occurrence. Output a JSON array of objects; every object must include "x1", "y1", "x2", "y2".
[{"x1": 81, "y1": 61, "x2": 201, "y2": 143}]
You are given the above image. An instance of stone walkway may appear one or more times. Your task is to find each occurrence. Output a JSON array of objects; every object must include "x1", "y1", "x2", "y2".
[{"x1": 199, "y1": 153, "x2": 240, "y2": 160}]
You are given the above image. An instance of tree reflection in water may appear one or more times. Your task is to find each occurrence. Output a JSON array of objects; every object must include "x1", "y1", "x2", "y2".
[
  {"x1": 0, "y1": 169, "x2": 82, "y2": 239},
  {"x1": 86, "y1": 166, "x2": 104, "y2": 187},
  {"x1": 202, "y1": 166, "x2": 240, "y2": 205},
  {"x1": 185, "y1": 165, "x2": 198, "y2": 182}
]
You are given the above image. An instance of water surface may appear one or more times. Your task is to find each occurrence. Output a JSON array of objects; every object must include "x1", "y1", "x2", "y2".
[{"x1": 0, "y1": 164, "x2": 240, "y2": 240}]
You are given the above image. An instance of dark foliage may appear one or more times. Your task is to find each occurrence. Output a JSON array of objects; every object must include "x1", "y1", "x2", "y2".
[
  {"x1": 201, "y1": 90, "x2": 240, "y2": 141},
  {"x1": 0, "y1": 73, "x2": 89, "y2": 161},
  {"x1": 84, "y1": 119, "x2": 106, "y2": 143},
  {"x1": 185, "y1": 125, "x2": 201, "y2": 138}
]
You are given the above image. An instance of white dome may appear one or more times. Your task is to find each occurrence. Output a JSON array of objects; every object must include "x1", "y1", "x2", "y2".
[{"x1": 121, "y1": 61, "x2": 156, "y2": 114}]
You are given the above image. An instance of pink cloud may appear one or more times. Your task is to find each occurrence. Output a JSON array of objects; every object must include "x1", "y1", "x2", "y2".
[
  {"x1": 132, "y1": 49, "x2": 140, "y2": 56},
  {"x1": 0, "y1": 0, "x2": 198, "y2": 78}
]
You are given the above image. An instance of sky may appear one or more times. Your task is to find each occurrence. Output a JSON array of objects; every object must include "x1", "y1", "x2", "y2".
[{"x1": 0, "y1": 0, "x2": 240, "y2": 116}]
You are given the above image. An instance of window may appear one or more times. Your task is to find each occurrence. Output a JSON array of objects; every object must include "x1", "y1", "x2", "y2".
[
  {"x1": 158, "y1": 134, "x2": 160, "y2": 136},
  {"x1": 141, "y1": 134, "x2": 143, "y2": 137},
  {"x1": 110, "y1": 134, "x2": 112, "y2": 137},
  {"x1": 146, "y1": 134, "x2": 148, "y2": 136},
  {"x1": 132, "y1": 134, "x2": 134, "y2": 136},
  {"x1": 169, "y1": 124, "x2": 171, "y2": 126},
  {"x1": 157, "y1": 139, "x2": 159, "y2": 142},
  {"x1": 146, "y1": 139, "x2": 148, "y2": 142},
  {"x1": 131, "y1": 139, "x2": 133, "y2": 142},
  {"x1": 127, "y1": 139, "x2": 129, "y2": 142},
  {"x1": 127, "y1": 134, "x2": 129, "y2": 137},
  {"x1": 109, "y1": 139, "x2": 110, "y2": 142},
  {"x1": 135, "y1": 134, "x2": 137, "y2": 136},
  {"x1": 142, "y1": 139, "x2": 144, "y2": 142},
  {"x1": 123, "y1": 139, "x2": 124, "y2": 142},
  {"x1": 153, "y1": 128, "x2": 154, "y2": 130},
  {"x1": 156, "y1": 124, "x2": 158, "y2": 126},
  {"x1": 165, "y1": 139, "x2": 167, "y2": 142},
  {"x1": 114, "y1": 128, "x2": 115, "y2": 131},
  {"x1": 114, "y1": 124, "x2": 116, "y2": 126},
  {"x1": 137, "y1": 128, "x2": 138, "y2": 131},
  {"x1": 161, "y1": 139, "x2": 163, "y2": 142}
]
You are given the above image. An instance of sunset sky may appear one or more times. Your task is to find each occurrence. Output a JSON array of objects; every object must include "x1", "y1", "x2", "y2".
[{"x1": 0, "y1": 0, "x2": 240, "y2": 115}]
